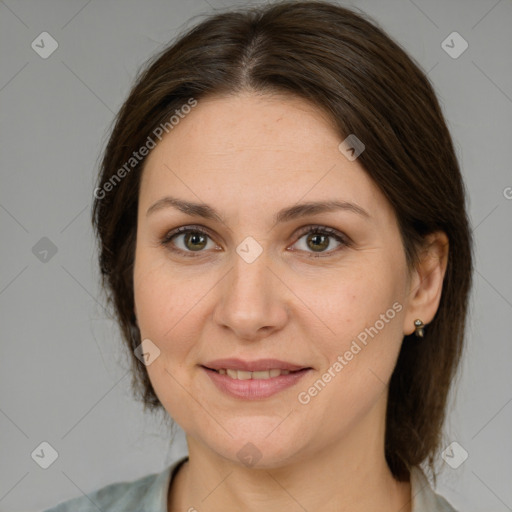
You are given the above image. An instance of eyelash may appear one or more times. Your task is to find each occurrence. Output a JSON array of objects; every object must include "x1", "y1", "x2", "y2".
[{"x1": 160, "y1": 225, "x2": 351, "y2": 259}]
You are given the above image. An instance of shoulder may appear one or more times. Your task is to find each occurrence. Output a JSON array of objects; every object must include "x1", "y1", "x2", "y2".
[
  {"x1": 43, "y1": 459, "x2": 185, "y2": 512},
  {"x1": 410, "y1": 466, "x2": 460, "y2": 512}
]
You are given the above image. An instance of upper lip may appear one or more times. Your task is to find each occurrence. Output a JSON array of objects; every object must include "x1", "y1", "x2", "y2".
[{"x1": 202, "y1": 358, "x2": 309, "y2": 372}]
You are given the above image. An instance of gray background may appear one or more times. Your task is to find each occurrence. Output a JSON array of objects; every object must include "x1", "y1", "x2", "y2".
[{"x1": 1, "y1": 0, "x2": 511, "y2": 511}]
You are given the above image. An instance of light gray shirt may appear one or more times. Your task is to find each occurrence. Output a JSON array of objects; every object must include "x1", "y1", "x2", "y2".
[{"x1": 44, "y1": 456, "x2": 459, "y2": 511}]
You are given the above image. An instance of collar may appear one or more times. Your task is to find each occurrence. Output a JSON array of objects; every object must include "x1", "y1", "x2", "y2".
[{"x1": 153, "y1": 457, "x2": 456, "y2": 512}]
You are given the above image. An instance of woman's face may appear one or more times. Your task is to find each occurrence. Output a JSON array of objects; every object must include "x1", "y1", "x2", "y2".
[{"x1": 134, "y1": 92, "x2": 416, "y2": 467}]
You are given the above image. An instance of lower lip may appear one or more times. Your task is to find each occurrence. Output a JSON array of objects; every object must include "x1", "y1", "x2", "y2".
[{"x1": 202, "y1": 366, "x2": 311, "y2": 400}]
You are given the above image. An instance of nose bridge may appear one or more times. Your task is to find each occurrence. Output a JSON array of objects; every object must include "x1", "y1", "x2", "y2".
[
  {"x1": 228, "y1": 244, "x2": 274, "y2": 312},
  {"x1": 232, "y1": 246, "x2": 271, "y2": 297},
  {"x1": 213, "y1": 241, "x2": 287, "y2": 338}
]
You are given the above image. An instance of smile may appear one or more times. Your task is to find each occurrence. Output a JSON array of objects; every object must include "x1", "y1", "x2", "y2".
[
  {"x1": 201, "y1": 362, "x2": 312, "y2": 400},
  {"x1": 212, "y1": 368, "x2": 294, "y2": 379}
]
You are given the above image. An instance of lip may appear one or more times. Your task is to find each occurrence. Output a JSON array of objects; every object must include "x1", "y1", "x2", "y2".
[
  {"x1": 202, "y1": 358, "x2": 308, "y2": 372},
  {"x1": 201, "y1": 359, "x2": 312, "y2": 400}
]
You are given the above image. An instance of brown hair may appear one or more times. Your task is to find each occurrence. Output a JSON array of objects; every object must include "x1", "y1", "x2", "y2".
[{"x1": 92, "y1": 0, "x2": 473, "y2": 482}]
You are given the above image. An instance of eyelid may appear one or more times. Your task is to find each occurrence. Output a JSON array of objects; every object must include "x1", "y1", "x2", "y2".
[
  {"x1": 160, "y1": 224, "x2": 351, "y2": 258},
  {"x1": 161, "y1": 224, "x2": 212, "y2": 242},
  {"x1": 160, "y1": 225, "x2": 220, "y2": 258},
  {"x1": 290, "y1": 225, "x2": 351, "y2": 258},
  {"x1": 293, "y1": 225, "x2": 350, "y2": 244}
]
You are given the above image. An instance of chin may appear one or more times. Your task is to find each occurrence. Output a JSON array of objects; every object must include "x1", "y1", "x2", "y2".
[{"x1": 200, "y1": 417, "x2": 312, "y2": 469}]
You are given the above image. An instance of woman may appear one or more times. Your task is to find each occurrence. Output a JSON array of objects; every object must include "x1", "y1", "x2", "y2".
[{"x1": 46, "y1": 1, "x2": 473, "y2": 511}]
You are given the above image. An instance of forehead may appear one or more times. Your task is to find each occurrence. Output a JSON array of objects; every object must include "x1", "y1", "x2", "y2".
[
  {"x1": 139, "y1": 92, "x2": 392, "y2": 223},
  {"x1": 144, "y1": 92, "x2": 340, "y2": 171}
]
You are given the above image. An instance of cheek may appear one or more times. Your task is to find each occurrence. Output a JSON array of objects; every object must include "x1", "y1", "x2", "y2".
[
  {"x1": 133, "y1": 250, "x2": 215, "y2": 371},
  {"x1": 133, "y1": 254, "x2": 188, "y2": 382},
  {"x1": 299, "y1": 281, "x2": 405, "y2": 437},
  {"x1": 134, "y1": 250, "x2": 200, "y2": 337},
  {"x1": 134, "y1": 260, "x2": 169, "y2": 335},
  {"x1": 133, "y1": 255, "x2": 199, "y2": 415},
  {"x1": 304, "y1": 260, "x2": 406, "y2": 391},
  {"x1": 304, "y1": 263, "x2": 401, "y2": 339}
]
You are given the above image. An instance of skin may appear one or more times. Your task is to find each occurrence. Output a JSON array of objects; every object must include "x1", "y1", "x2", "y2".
[{"x1": 133, "y1": 91, "x2": 449, "y2": 512}]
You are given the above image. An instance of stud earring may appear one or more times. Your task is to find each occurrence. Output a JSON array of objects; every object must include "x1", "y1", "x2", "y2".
[{"x1": 414, "y1": 319, "x2": 425, "y2": 338}]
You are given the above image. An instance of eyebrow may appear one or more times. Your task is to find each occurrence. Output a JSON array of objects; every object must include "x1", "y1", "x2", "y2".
[{"x1": 146, "y1": 196, "x2": 371, "y2": 225}]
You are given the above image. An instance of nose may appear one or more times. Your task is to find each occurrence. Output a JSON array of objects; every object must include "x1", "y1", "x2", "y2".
[{"x1": 212, "y1": 247, "x2": 289, "y2": 342}]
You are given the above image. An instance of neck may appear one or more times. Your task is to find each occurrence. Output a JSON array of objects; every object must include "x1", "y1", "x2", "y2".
[{"x1": 168, "y1": 397, "x2": 411, "y2": 512}]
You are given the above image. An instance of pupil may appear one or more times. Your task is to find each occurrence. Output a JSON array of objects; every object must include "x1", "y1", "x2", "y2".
[
  {"x1": 309, "y1": 233, "x2": 328, "y2": 251},
  {"x1": 186, "y1": 232, "x2": 206, "y2": 251}
]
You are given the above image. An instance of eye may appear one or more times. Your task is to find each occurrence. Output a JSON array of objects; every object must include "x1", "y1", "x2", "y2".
[
  {"x1": 161, "y1": 226, "x2": 219, "y2": 257},
  {"x1": 161, "y1": 224, "x2": 350, "y2": 258},
  {"x1": 290, "y1": 225, "x2": 350, "y2": 257}
]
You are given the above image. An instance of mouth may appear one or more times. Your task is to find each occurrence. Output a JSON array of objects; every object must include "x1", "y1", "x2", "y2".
[
  {"x1": 202, "y1": 358, "x2": 310, "y2": 373},
  {"x1": 202, "y1": 367, "x2": 305, "y2": 380},
  {"x1": 200, "y1": 358, "x2": 312, "y2": 399}
]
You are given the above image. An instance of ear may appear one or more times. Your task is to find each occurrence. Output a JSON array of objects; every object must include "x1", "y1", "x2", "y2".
[{"x1": 403, "y1": 231, "x2": 449, "y2": 336}]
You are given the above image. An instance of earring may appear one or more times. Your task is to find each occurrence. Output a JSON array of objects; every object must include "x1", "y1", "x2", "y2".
[{"x1": 414, "y1": 319, "x2": 425, "y2": 338}]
